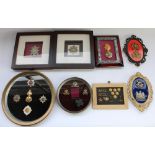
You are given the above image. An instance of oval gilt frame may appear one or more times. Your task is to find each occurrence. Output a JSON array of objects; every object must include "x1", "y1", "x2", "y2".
[{"x1": 128, "y1": 72, "x2": 153, "y2": 112}]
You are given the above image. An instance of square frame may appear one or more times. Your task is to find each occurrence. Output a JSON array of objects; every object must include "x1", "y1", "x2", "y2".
[
  {"x1": 12, "y1": 32, "x2": 54, "y2": 70},
  {"x1": 92, "y1": 83, "x2": 128, "y2": 109},
  {"x1": 51, "y1": 31, "x2": 95, "y2": 69},
  {"x1": 94, "y1": 35, "x2": 124, "y2": 67}
]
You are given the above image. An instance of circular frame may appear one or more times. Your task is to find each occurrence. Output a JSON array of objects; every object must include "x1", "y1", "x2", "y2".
[
  {"x1": 2, "y1": 71, "x2": 55, "y2": 126},
  {"x1": 57, "y1": 77, "x2": 92, "y2": 113}
]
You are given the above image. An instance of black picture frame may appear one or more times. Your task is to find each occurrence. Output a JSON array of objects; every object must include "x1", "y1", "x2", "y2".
[
  {"x1": 51, "y1": 31, "x2": 95, "y2": 69},
  {"x1": 123, "y1": 35, "x2": 148, "y2": 66},
  {"x1": 12, "y1": 32, "x2": 54, "y2": 70}
]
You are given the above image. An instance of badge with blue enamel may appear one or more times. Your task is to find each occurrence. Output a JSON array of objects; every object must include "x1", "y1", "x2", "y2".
[{"x1": 128, "y1": 72, "x2": 153, "y2": 112}]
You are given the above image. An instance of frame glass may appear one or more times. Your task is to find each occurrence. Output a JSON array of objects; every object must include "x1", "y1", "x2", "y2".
[
  {"x1": 94, "y1": 35, "x2": 124, "y2": 67},
  {"x1": 128, "y1": 72, "x2": 153, "y2": 112},
  {"x1": 2, "y1": 71, "x2": 55, "y2": 126},
  {"x1": 92, "y1": 83, "x2": 128, "y2": 109},
  {"x1": 51, "y1": 31, "x2": 95, "y2": 69},
  {"x1": 12, "y1": 32, "x2": 53, "y2": 70},
  {"x1": 123, "y1": 35, "x2": 148, "y2": 66},
  {"x1": 57, "y1": 77, "x2": 92, "y2": 113}
]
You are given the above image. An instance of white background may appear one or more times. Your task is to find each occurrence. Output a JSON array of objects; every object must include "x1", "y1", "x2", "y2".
[
  {"x1": 0, "y1": 1, "x2": 155, "y2": 155},
  {"x1": 0, "y1": 28, "x2": 154, "y2": 127}
]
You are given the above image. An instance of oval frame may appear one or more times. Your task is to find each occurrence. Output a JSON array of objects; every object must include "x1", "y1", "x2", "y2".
[
  {"x1": 123, "y1": 35, "x2": 148, "y2": 66},
  {"x1": 128, "y1": 72, "x2": 153, "y2": 112},
  {"x1": 57, "y1": 77, "x2": 92, "y2": 113},
  {"x1": 2, "y1": 71, "x2": 55, "y2": 126}
]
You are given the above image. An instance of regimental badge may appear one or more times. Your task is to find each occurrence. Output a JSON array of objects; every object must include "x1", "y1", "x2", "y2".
[
  {"x1": 13, "y1": 94, "x2": 20, "y2": 103},
  {"x1": 23, "y1": 105, "x2": 32, "y2": 116},
  {"x1": 69, "y1": 45, "x2": 78, "y2": 53},
  {"x1": 128, "y1": 72, "x2": 153, "y2": 112},
  {"x1": 25, "y1": 90, "x2": 32, "y2": 103},
  {"x1": 123, "y1": 35, "x2": 148, "y2": 66},
  {"x1": 72, "y1": 81, "x2": 79, "y2": 87},
  {"x1": 63, "y1": 89, "x2": 70, "y2": 95},
  {"x1": 39, "y1": 95, "x2": 47, "y2": 104},
  {"x1": 83, "y1": 89, "x2": 88, "y2": 95},
  {"x1": 92, "y1": 83, "x2": 128, "y2": 109},
  {"x1": 30, "y1": 45, "x2": 40, "y2": 56},
  {"x1": 64, "y1": 40, "x2": 83, "y2": 57},
  {"x1": 27, "y1": 79, "x2": 35, "y2": 87}
]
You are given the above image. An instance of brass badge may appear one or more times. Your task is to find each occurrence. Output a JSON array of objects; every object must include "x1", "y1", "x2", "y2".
[
  {"x1": 131, "y1": 43, "x2": 141, "y2": 59},
  {"x1": 25, "y1": 90, "x2": 32, "y2": 103},
  {"x1": 63, "y1": 89, "x2": 70, "y2": 95},
  {"x1": 83, "y1": 89, "x2": 88, "y2": 95}
]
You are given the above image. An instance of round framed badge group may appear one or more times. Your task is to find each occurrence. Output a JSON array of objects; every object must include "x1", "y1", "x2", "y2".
[
  {"x1": 2, "y1": 72, "x2": 92, "y2": 126},
  {"x1": 57, "y1": 77, "x2": 91, "y2": 113},
  {"x1": 2, "y1": 71, "x2": 55, "y2": 126}
]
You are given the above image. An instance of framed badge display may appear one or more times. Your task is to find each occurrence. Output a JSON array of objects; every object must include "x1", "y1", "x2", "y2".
[
  {"x1": 12, "y1": 32, "x2": 53, "y2": 70},
  {"x1": 57, "y1": 77, "x2": 92, "y2": 113},
  {"x1": 94, "y1": 36, "x2": 124, "y2": 67},
  {"x1": 123, "y1": 35, "x2": 148, "y2": 66},
  {"x1": 92, "y1": 83, "x2": 128, "y2": 109},
  {"x1": 2, "y1": 71, "x2": 55, "y2": 126},
  {"x1": 51, "y1": 31, "x2": 95, "y2": 69},
  {"x1": 128, "y1": 72, "x2": 153, "y2": 112}
]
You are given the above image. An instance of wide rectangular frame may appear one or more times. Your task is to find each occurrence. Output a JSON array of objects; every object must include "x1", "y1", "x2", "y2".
[
  {"x1": 92, "y1": 83, "x2": 128, "y2": 109},
  {"x1": 51, "y1": 31, "x2": 95, "y2": 69},
  {"x1": 12, "y1": 32, "x2": 54, "y2": 70},
  {"x1": 94, "y1": 35, "x2": 124, "y2": 67}
]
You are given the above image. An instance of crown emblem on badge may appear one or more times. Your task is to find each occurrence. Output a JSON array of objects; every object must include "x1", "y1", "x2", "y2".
[
  {"x1": 136, "y1": 80, "x2": 144, "y2": 88},
  {"x1": 136, "y1": 91, "x2": 146, "y2": 101}
]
